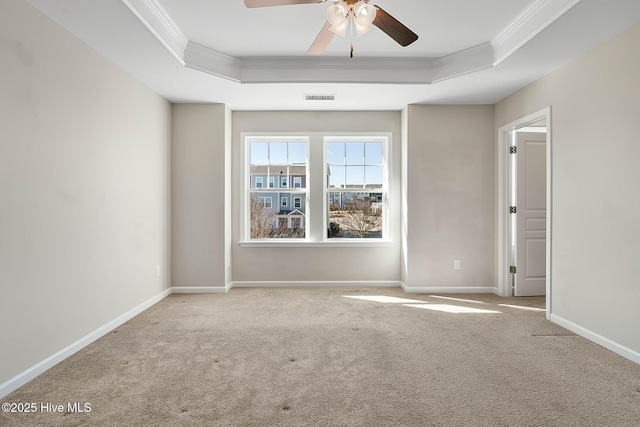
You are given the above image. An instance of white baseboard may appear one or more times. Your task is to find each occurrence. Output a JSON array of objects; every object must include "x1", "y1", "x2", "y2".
[
  {"x1": 230, "y1": 281, "x2": 402, "y2": 288},
  {"x1": 0, "y1": 288, "x2": 171, "y2": 399},
  {"x1": 170, "y1": 285, "x2": 230, "y2": 294},
  {"x1": 550, "y1": 314, "x2": 640, "y2": 365},
  {"x1": 401, "y1": 283, "x2": 496, "y2": 294}
]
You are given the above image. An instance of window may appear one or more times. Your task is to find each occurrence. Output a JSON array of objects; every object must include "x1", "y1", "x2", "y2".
[
  {"x1": 326, "y1": 139, "x2": 386, "y2": 239},
  {"x1": 246, "y1": 138, "x2": 308, "y2": 239},
  {"x1": 258, "y1": 197, "x2": 272, "y2": 208},
  {"x1": 244, "y1": 134, "x2": 389, "y2": 243}
]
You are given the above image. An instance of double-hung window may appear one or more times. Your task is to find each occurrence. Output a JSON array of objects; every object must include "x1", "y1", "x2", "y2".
[
  {"x1": 325, "y1": 138, "x2": 386, "y2": 239},
  {"x1": 247, "y1": 137, "x2": 308, "y2": 239},
  {"x1": 243, "y1": 134, "x2": 389, "y2": 244}
]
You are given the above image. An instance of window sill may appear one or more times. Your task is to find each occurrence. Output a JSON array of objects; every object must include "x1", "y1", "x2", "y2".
[{"x1": 238, "y1": 240, "x2": 394, "y2": 248}]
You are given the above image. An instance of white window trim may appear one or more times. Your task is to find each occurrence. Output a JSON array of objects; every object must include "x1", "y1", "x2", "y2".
[
  {"x1": 269, "y1": 176, "x2": 275, "y2": 188},
  {"x1": 281, "y1": 196, "x2": 288, "y2": 207},
  {"x1": 281, "y1": 176, "x2": 288, "y2": 188},
  {"x1": 240, "y1": 132, "x2": 392, "y2": 247},
  {"x1": 293, "y1": 196, "x2": 302, "y2": 208},
  {"x1": 293, "y1": 176, "x2": 302, "y2": 188},
  {"x1": 255, "y1": 176, "x2": 263, "y2": 188}
]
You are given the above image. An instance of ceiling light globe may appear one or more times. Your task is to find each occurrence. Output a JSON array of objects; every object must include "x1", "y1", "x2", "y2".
[
  {"x1": 354, "y1": 2, "x2": 376, "y2": 25},
  {"x1": 326, "y1": 2, "x2": 349, "y2": 27},
  {"x1": 353, "y1": 1, "x2": 366, "y2": 15},
  {"x1": 354, "y1": 2, "x2": 376, "y2": 37},
  {"x1": 328, "y1": 19, "x2": 348, "y2": 38},
  {"x1": 354, "y1": 21, "x2": 374, "y2": 38}
]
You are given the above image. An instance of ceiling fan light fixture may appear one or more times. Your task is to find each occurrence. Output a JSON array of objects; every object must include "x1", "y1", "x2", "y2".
[
  {"x1": 354, "y1": 23, "x2": 373, "y2": 38},
  {"x1": 328, "y1": 20, "x2": 348, "y2": 37},
  {"x1": 354, "y1": 19, "x2": 374, "y2": 38},
  {"x1": 326, "y1": 2, "x2": 348, "y2": 26},
  {"x1": 353, "y1": 2, "x2": 376, "y2": 37},
  {"x1": 326, "y1": 1, "x2": 349, "y2": 37},
  {"x1": 354, "y1": 1, "x2": 375, "y2": 19}
]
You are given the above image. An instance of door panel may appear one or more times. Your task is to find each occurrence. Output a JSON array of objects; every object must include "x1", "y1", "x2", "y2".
[
  {"x1": 525, "y1": 239, "x2": 546, "y2": 278},
  {"x1": 515, "y1": 132, "x2": 546, "y2": 296},
  {"x1": 525, "y1": 218, "x2": 546, "y2": 231}
]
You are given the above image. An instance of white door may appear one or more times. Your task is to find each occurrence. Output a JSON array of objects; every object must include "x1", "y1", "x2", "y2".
[{"x1": 514, "y1": 132, "x2": 546, "y2": 296}]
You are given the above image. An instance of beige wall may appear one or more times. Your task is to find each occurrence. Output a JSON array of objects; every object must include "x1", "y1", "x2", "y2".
[
  {"x1": 403, "y1": 105, "x2": 496, "y2": 290},
  {"x1": 0, "y1": 0, "x2": 170, "y2": 385},
  {"x1": 495, "y1": 23, "x2": 640, "y2": 356},
  {"x1": 181, "y1": 107, "x2": 496, "y2": 289},
  {"x1": 171, "y1": 104, "x2": 231, "y2": 290},
  {"x1": 231, "y1": 111, "x2": 402, "y2": 283}
]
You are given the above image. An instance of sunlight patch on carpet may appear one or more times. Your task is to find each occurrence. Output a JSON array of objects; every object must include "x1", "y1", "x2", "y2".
[
  {"x1": 342, "y1": 295, "x2": 426, "y2": 304},
  {"x1": 498, "y1": 304, "x2": 545, "y2": 312},
  {"x1": 403, "y1": 304, "x2": 502, "y2": 314},
  {"x1": 429, "y1": 295, "x2": 486, "y2": 304}
]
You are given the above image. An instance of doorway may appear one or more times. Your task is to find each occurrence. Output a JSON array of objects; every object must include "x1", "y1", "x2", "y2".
[{"x1": 497, "y1": 107, "x2": 552, "y2": 318}]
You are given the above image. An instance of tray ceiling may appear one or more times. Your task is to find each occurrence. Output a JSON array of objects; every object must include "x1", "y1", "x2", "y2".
[{"x1": 25, "y1": 0, "x2": 640, "y2": 109}]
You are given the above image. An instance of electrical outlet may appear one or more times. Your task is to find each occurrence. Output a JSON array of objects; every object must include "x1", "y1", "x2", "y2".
[{"x1": 453, "y1": 259, "x2": 461, "y2": 270}]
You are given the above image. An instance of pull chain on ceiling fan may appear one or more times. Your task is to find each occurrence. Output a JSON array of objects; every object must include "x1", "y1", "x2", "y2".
[{"x1": 244, "y1": 0, "x2": 418, "y2": 57}]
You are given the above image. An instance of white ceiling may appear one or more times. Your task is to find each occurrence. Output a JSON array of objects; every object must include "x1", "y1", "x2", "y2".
[{"x1": 26, "y1": 0, "x2": 640, "y2": 110}]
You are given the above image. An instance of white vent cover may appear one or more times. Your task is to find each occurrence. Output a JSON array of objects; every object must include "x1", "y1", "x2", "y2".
[{"x1": 305, "y1": 94, "x2": 335, "y2": 101}]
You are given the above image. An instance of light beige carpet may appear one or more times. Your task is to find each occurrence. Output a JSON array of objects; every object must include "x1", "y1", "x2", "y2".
[{"x1": 2, "y1": 288, "x2": 640, "y2": 426}]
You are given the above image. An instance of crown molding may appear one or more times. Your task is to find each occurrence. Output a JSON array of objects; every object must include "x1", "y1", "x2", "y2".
[
  {"x1": 184, "y1": 41, "x2": 494, "y2": 84},
  {"x1": 121, "y1": 0, "x2": 580, "y2": 84},
  {"x1": 184, "y1": 41, "x2": 242, "y2": 82},
  {"x1": 491, "y1": 0, "x2": 584, "y2": 66},
  {"x1": 428, "y1": 42, "x2": 494, "y2": 83},
  {"x1": 120, "y1": 0, "x2": 188, "y2": 64}
]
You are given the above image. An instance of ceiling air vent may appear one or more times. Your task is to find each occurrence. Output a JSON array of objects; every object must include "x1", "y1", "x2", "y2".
[{"x1": 305, "y1": 94, "x2": 335, "y2": 101}]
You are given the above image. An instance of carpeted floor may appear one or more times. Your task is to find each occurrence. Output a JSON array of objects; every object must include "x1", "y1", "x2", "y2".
[{"x1": 2, "y1": 287, "x2": 640, "y2": 426}]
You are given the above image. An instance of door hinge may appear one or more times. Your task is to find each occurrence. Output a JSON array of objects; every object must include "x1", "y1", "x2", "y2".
[
  {"x1": 510, "y1": 206, "x2": 517, "y2": 214},
  {"x1": 510, "y1": 146, "x2": 517, "y2": 154},
  {"x1": 510, "y1": 266, "x2": 517, "y2": 274}
]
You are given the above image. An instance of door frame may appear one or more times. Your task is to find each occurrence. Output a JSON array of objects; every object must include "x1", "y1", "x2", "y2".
[{"x1": 496, "y1": 107, "x2": 552, "y2": 318}]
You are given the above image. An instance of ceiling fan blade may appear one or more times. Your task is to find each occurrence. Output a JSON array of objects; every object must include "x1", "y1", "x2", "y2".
[
  {"x1": 372, "y1": 5, "x2": 418, "y2": 47},
  {"x1": 244, "y1": 0, "x2": 323, "y2": 8},
  {"x1": 308, "y1": 21, "x2": 334, "y2": 55}
]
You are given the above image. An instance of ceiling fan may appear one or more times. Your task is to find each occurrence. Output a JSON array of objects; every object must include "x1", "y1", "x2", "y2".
[{"x1": 244, "y1": 0, "x2": 418, "y2": 57}]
